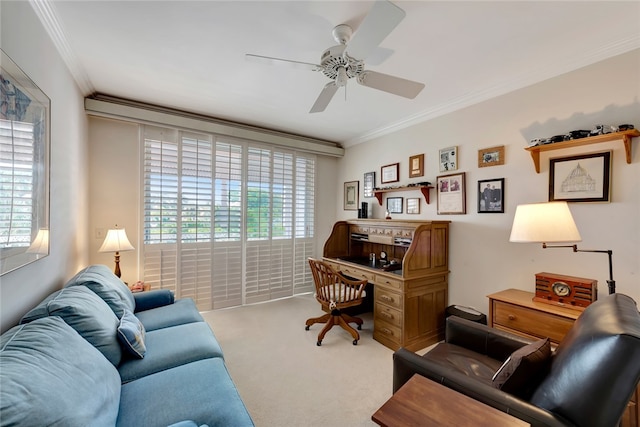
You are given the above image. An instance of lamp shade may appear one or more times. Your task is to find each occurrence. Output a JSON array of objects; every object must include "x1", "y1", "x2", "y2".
[
  {"x1": 509, "y1": 201, "x2": 582, "y2": 243},
  {"x1": 99, "y1": 228, "x2": 134, "y2": 253},
  {"x1": 26, "y1": 228, "x2": 49, "y2": 255}
]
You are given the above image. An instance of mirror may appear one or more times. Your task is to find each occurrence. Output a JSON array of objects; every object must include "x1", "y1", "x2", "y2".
[{"x1": 0, "y1": 49, "x2": 50, "y2": 275}]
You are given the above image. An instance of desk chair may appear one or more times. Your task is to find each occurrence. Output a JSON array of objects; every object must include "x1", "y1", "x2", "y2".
[{"x1": 305, "y1": 258, "x2": 367, "y2": 346}]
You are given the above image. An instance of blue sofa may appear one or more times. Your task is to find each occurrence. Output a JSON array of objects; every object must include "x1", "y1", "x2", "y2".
[{"x1": 0, "y1": 265, "x2": 254, "y2": 427}]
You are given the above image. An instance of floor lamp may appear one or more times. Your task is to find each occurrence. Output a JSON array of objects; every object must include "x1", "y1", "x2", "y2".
[
  {"x1": 509, "y1": 201, "x2": 616, "y2": 294},
  {"x1": 99, "y1": 225, "x2": 134, "y2": 278}
]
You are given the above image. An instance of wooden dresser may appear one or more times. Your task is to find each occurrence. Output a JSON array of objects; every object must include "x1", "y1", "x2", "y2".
[
  {"x1": 323, "y1": 219, "x2": 450, "y2": 351},
  {"x1": 488, "y1": 289, "x2": 639, "y2": 427}
]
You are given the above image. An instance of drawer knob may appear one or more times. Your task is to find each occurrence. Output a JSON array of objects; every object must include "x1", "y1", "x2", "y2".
[
  {"x1": 381, "y1": 295, "x2": 394, "y2": 303},
  {"x1": 381, "y1": 328, "x2": 394, "y2": 336},
  {"x1": 381, "y1": 311, "x2": 394, "y2": 320},
  {"x1": 508, "y1": 314, "x2": 516, "y2": 321}
]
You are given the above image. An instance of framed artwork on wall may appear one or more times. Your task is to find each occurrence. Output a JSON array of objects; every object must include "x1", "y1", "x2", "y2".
[
  {"x1": 406, "y1": 198, "x2": 420, "y2": 214},
  {"x1": 478, "y1": 178, "x2": 504, "y2": 213},
  {"x1": 387, "y1": 197, "x2": 403, "y2": 214},
  {"x1": 381, "y1": 162, "x2": 399, "y2": 184},
  {"x1": 478, "y1": 145, "x2": 505, "y2": 168},
  {"x1": 549, "y1": 151, "x2": 611, "y2": 203},
  {"x1": 409, "y1": 154, "x2": 424, "y2": 178},
  {"x1": 437, "y1": 172, "x2": 466, "y2": 214},
  {"x1": 439, "y1": 146, "x2": 458, "y2": 172},
  {"x1": 344, "y1": 180, "x2": 359, "y2": 210},
  {"x1": 363, "y1": 171, "x2": 375, "y2": 198}
]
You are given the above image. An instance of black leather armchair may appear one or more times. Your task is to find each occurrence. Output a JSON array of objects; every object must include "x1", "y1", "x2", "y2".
[{"x1": 393, "y1": 293, "x2": 640, "y2": 427}]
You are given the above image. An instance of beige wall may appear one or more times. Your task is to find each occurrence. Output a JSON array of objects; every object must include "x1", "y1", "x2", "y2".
[
  {"x1": 0, "y1": 2, "x2": 90, "y2": 332},
  {"x1": 336, "y1": 49, "x2": 640, "y2": 313}
]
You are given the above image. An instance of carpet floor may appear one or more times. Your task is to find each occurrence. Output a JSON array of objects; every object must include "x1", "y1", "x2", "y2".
[{"x1": 201, "y1": 294, "x2": 395, "y2": 427}]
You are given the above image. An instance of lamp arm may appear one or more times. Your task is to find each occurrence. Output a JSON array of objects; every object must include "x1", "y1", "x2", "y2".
[{"x1": 542, "y1": 243, "x2": 615, "y2": 294}]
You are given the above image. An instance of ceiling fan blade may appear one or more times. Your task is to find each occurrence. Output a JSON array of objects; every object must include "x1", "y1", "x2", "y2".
[
  {"x1": 310, "y1": 82, "x2": 339, "y2": 113},
  {"x1": 357, "y1": 71, "x2": 425, "y2": 99},
  {"x1": 245, "y1": 54, "x2": 321, "y2": 72},
  {"x1": 346, "y1": 0, "x2": 405, "y2": 60}
]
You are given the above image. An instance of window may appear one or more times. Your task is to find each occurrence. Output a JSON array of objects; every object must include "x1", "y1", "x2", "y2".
[{"x1": 142, "y1": 125, "x2": 315, "y2": 310}]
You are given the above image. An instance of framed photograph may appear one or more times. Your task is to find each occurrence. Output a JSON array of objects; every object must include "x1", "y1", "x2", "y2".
[
  {"x1": 439, "y1": 146, "x2": 458, "y2": 172},
  {"x1": 409, "y1": 154, "x2": 424, "y2": 178},
  {"x1": 387, "y1": 197, "x2": 403, "y2": 214},
  {"x1": 381, "y1": 162, "x2": 399, "y2": 184},
  {"x1": 549, "y1": 151, "x2": 611, "y2": 203},
  {"x1": 406, "y1": 198, "x2": 420, "y2": 214},
  {"x1": 363, "y1": 171, "x2": 375, "y2": 198},
  {"x1": 343, "y1": 180, "x2": 359, "y2": 210},
  {"x1": 437, "y1": 172, "x2": 466, "y2": 214},
  {"x1": 478, "y1": 178, "x2": 505, "y2": 213},
  {"x1": 478, "y1": 145, "x2": 505, "y2": 168}
]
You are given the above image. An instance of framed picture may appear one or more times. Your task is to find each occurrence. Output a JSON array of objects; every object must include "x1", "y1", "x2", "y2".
[
  {"x1": 439, "y1": 146, "x2": 458, "y2": 172},
  {"x1": 343, "y1": 180, "x2": 359, "y2": 210},
  {"x1": 549, "y1": 151, "x2": 611, "y2": 203},
  {"x1": 478, "y1": 178, "x2": 505, "y2": 213},
  {"x1": 409, "y1": 154, "x2": 424, "y2": 178},
  {"x1": 437, "y1": 172, "x2": 466, "y2": 214},
  {"x1": 363, "y1": 171, "x2": 375, "y2": 198},
  {"x1": 387, "y1": 197, "x2": 403, "y2": 214},
  {"x1": 478, "y1": 145, "x2": 505, "y2": 168},
  {"x1": 381, "y1": 162, "x2": 399, "y2": 184},
  {"x1": 406, "y1": 198, "x2": 420, "y2": 214}
]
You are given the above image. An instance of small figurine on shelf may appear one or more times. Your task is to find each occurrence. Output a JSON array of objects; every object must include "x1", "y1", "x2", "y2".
[{"x1": 385, "y1": 210, "x2": 391, "y2": 220}]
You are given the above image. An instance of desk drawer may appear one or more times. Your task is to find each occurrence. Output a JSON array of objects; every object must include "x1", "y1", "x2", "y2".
[
  {"x1": 339, "y1": 266, "x2": 374, "y2": 282},
  {"x1": 375, "y1": 319, "x2": 402, "y2": 343},
  {"x1": 493, "y1": 301, "x2": 574, "y2": 344},
  {"x1": 375, "y1": 288, "x2": 402, "y2": 310},
  {"x1": 375, "y1": 302, "x2": 402, "y2": 327},
  {"x1": 375, "y1": 275, "x2": 402, "y2": 290}
]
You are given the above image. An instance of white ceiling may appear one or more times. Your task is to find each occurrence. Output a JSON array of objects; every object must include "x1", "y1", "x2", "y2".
[{"x1": 40, "y1": 1, "x2": 640, "y2": 147}]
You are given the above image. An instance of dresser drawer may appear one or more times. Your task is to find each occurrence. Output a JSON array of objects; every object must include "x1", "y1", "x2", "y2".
[
  {"x1": 493, "y1": 301, "x2": 574, "y2": 344},
  {"x1": 375, "y1": 287, "x2": 402, "y2": 310},
  {"x1": 375, "y1": 302, "x2": 402, "y2": 327}
]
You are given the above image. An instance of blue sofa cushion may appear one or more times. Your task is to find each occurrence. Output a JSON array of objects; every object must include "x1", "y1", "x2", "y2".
[
  {"x1": 168, "y1": 421, "x2": 209, "y2": 427},
  {"x1": 118, "y1": 309, "x2": 147, "y2": 358},
  {"x1": 0, "y1": 317, "x2": 121, "y2": 426},
  {"x1": 117, "y1": 358, "x2": 254, "y2": 427},
  {"x1": 20, "y1": 286, "x2": 122, "y2": 366},
  {"x1": 65, "y1": 264, "x2": 135, "y2": 317},
  {"x1": 118, "y1": 321, "x2": 224, "y2": 383},
  {"x1": 135, "y1": 298, "x2": 203, "y2": 331},
  {"x1": 133, "y1": 289, "x2": 175, "y2": 312}
]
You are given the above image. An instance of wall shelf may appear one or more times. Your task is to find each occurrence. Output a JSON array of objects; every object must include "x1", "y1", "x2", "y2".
[
  {"x1": 525, "y1": 129, "x2": 640, "y2": 173},
  {"x1": 374, "y1": 185, "x2": 433, "y2": 205}
]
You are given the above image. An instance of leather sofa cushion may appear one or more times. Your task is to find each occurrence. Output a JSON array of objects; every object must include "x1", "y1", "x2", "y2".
[
  {"x1": 422, "y1": 342, "x2": 503, "y2": 385},
  {"x1": 491, "y1": 337, "x2": 551, "y2": 399}
]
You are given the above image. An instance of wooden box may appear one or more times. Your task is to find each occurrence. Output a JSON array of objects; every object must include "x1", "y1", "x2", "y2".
[{"x1": 533, "y1": 272, "x2": 597, "y2": 311}]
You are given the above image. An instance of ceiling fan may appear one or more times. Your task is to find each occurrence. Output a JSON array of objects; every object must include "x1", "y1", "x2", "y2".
[{"x1": 246, "y1": 0, "x2": 425, "y2": 113}]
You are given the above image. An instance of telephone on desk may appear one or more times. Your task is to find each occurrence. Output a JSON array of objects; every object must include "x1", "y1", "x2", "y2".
[{"x1": 381, "y1": 260, "x2": 402, "y2": 272}]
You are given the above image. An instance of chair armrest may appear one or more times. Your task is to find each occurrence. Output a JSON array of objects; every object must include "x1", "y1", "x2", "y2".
[
  {"x1": 445, "y1": 316, "x2": 537, "y2": 361},
  {"x1": 393, "y1": 348, "x2": 572, "y2": 427},
  {"x1": 133, "y1": 289, "x2": 175, "y2": 313}
]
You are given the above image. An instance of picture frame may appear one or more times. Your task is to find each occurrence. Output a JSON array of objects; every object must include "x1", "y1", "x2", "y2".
[
  {"x1": 406, "y1": 198, "x2": 420, "y2": 214},
  {"x1": 343, "y1": 180, "x2": 359, "y2": 210},
  {"x1": 409, "y1": 154, "x2": 424, "y2": 178},
  {"x1": 478, "y1": 178, "x2": 505, "y2": 213},
  {"x1": 437, "y1": 172, "x2": 466, "y2": 214},
  {"x1": 381, "y1": 162, "x2": 399, "y2": 184},
  {"x1": 363, "y1": 171, "x2": 375, "y2": 198},
  {"x1": 439, "y1": 146, "x2": 458, "y2": 172},
  {"x1": 549, "y1": 151, "x2": 611, "y2": 203},
  {"x1": 387, "y1": 197, "x2": 403, "y2": 214},
  {"x1": 478, "y1": 145, "x2": 505, "y2": 168}
]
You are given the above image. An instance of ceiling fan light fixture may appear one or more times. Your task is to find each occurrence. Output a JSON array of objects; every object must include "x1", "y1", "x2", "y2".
[{"x1": 336, "y1": 66, "x2": 348, "y2": 87}]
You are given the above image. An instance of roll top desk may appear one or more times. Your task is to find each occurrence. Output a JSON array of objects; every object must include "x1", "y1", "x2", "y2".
[{"x1": 322, "y1": 219, "x2": 450, "y2": 351}]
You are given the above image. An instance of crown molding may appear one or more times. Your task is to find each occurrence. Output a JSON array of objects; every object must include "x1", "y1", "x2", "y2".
[{"x1": 29, "y1": 0, "x2": 94, "y2": 95}]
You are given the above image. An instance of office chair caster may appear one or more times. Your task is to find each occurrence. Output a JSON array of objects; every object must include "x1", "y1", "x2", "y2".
[
  {"x1": 317, "y1": 340, "x2": 322, "y2": 346},
  {"x1": 305, "y1": 325, "x2": 310, "y2": 330},
  {"x1": 353, "y1": 340, "x2": 358, "y2": 345},
  {"x1": 357, "y1": 325, "x2": 362, "y2": 330}
]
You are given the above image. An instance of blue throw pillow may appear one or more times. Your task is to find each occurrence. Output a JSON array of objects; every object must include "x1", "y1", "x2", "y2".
[
  {"x1": 118, "y1": 309, "x2": 147, "y2": 358},
  {"x1": 65, "y1": 264, "x2": 135, "y2": 317}
]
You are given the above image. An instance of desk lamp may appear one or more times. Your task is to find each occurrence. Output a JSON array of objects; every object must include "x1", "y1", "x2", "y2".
[
  {"x1": 509, "y1": 201, "x2": 616, "y2": 294},
  {"x1": 26, "y1": 228, "x2": 49, "y2": 255},
  {"x1": 99, "y1": 225, "x2": 134, "y2": 278}
]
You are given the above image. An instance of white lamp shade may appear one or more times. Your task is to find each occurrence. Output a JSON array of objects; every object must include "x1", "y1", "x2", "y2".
[
  {"x1": 509, "y1": 201, "x2": 582, "y2": 243},
  {"x1": 99, "y1": 228, "x2": 134, "y2": 253},
  {"x1": 26, "y1": 228, "x2": 49, "y2": 255}
]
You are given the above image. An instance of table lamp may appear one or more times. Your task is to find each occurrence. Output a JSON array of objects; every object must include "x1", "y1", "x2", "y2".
[
  {"x1": 26, "y1": 228, "x2": 49, "y2": 255},
  {"x1": 509, "y1": 201, "x2": 616, "y2": 294},
  {"x1": 99, "y1": 225, "x2": 134, "y2": 278}
]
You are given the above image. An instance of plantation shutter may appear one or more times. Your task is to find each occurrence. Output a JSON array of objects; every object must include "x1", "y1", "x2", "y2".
[{"x1": 293, "y1": 155, "x2": 316, "y2": 294}]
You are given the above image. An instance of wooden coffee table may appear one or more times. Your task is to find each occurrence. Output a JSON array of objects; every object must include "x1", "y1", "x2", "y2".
[{"x1": 372, "y1": 374, "x2": 529, "y2": 426}]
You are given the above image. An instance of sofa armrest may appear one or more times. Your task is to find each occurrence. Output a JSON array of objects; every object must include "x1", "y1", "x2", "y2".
[
  {"x1": 445, "y1": 316, "x2": 537, "y2": 361},
  {"x1": 393, "y1": 348, "x2": 571, "y2": 427},
  {"x1": 133, "y1": 289, "x2": 175, "y2": 313}
]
